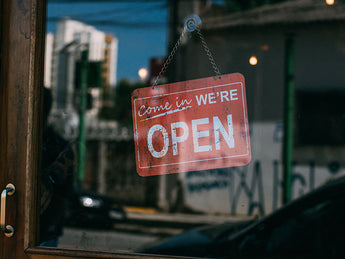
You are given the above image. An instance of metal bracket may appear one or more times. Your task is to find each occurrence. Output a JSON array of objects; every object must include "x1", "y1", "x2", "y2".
[
  {"x1": 184, "y1": 14, "x2": 202, "y2": 32},
  {"x1": 1, "y1": 184, "x2": 15, "y2": 237},
  {"x1": 152, "y1": 14, "x2": 221, "y2": 86}
]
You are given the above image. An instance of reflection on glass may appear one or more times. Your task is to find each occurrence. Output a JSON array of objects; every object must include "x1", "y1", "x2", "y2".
[
  {"x1": 249, "y1": 56, "x2": 258, "y2": 66},
  {"x1": 325, "y1": 0, "x2": 335, "y2": 6},
  {"x1": 41, "y1": 0, "x2": 345, "y2": 258}
]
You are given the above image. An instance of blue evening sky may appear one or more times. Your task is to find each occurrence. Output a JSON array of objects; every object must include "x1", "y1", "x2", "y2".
[
  {"x1": 47, "y1": 1, "x2": 169, "y2": 83},
  {"x1": 46, "y1": 1, "x2": 225, "y2": 84}
]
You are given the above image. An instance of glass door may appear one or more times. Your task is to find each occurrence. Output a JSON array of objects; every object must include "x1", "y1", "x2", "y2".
[
  {"x1": 0, "y1": 0, "x2": 179, "y2": 258},
  {"x1": 0, "y1": 0, "x2": 206, "y2": 258},
  {"x1": 5, "y1": 0, "x2": 342, "y2": 258}
]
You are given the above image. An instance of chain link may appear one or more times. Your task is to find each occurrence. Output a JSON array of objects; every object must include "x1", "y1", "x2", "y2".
[
  {"x1": 196, "y1": 28, "x2": 221, "y2": 76},
  {"x1": 152, "y1": 25, "x2": 221, "y2": 87},
  {"x1": 153, "y1": 28, "x2": 187, "y2": 87}
]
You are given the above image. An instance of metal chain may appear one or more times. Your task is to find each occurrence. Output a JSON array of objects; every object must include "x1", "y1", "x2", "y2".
[
  {"x1": 153, "y1": 28, "x2": 187, "y2": 87},
  {"x1": 153, "y1": 22, "x2": 221, "y2": 87},
  {"x1": 196, "y1": 28, "x2": 221, "y2": 76}
]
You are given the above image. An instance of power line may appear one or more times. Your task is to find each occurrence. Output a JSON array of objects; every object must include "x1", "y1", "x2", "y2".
[
  {"x1": 47, "y1": 1, "x2": 168, "y2": 29},
  {"x1": 51, "y1": 2, "x2": 167, "y2": 20},
  {"x1": 47, "y1": 17, "x2": 168, "y2": 28}
]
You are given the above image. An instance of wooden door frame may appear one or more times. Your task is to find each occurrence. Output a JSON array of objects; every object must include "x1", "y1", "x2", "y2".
[
  {"x1": 1, "y1": 0, "x2": 45, "y2": 257},
  {"x1": 1, "y1": 0, "x2": 192, "y2": 258}
]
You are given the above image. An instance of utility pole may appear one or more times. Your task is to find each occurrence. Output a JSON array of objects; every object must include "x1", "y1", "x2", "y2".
[
  {"x1": 77, "y1": 48, "x2": 88, "y2": 185},
  {"x1": 283, "y1": 35, "x2": 295, "y2": 204}
]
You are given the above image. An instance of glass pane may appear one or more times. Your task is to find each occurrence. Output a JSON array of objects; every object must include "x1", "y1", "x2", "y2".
[{"x1": 41, "y1": 0, "x2": 345, "y2": 258}]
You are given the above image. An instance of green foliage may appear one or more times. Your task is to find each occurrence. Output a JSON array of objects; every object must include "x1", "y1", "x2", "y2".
[
  {"x1": 99, "y1": 79, "x2": 147, "y2": 127},
  {"x1": 113, "y1": 79, "x2": 147, "y2": 126},
  {"x1": 75, "y1": 61, "x2": 103, "y2": 89}
]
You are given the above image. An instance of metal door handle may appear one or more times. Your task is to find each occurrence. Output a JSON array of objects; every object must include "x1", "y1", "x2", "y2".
[{"x1": 1, "y1": 184, "x2": 15, "y2": 237}]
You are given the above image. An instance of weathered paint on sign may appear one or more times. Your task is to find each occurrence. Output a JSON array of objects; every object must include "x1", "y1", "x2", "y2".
[{"x1": 132, "y1": 73, "x2": 251, "y2": 177}]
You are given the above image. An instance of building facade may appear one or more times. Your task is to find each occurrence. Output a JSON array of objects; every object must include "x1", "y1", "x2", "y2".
[
  {"x1": 163, "y1": 0, "x2": 345, "y2": 216},
  {"x1": 44, "y1": 19, "x2": 118, "y2": 132}
]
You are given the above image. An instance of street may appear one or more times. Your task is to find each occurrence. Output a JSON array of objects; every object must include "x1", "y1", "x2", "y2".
[
  {"x1": 58, "y1": 210, "x2": 247, "y2": 253},
  {"x1": 59, "y1": 227, "x2": 161, "y2": 253}
]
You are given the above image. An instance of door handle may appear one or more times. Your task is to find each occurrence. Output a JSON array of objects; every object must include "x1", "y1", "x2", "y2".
[{"x1": 1, "y1": 184, "x2": 15, "y2": 237}]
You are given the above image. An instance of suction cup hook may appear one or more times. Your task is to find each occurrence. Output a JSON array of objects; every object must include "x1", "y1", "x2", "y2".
[{"x1": 184, "y1": 14, "x2": 202, "y2": 32}]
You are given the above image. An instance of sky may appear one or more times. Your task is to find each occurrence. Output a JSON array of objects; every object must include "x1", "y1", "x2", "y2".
[{"x1": 46, "y1": 1, "x2": 169, "y2": 83}]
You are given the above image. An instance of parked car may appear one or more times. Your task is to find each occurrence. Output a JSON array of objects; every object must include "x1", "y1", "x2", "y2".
[
  {"x1": 139, "y1": 176, "x2": 345, "y2": 258},
  {"x1": 64, "y1": 189, "x2": 126, "y2": 229}
]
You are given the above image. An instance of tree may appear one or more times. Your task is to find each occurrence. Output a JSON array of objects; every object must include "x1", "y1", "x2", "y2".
[{"x1": 99, "y1": 79, "x2": 147, "y2": 127}]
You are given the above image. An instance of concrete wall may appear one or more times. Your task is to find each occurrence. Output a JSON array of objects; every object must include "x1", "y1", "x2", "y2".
[
  {"x1": 170, "y1": 22, "x2": 345, "y2": 215},
  {"x1": 179, "y1": 122, "x2": 345, "y2": 216}
]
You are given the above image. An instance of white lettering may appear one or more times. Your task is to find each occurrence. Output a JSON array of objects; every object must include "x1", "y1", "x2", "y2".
[
  {"x1": 176, "y1": 97, "x2": 192, "y2": 108},
  {"x1": 147, "y1": 125, "x2": 169, "y2": 158},
  {"x1": 138, "y1": 102, "x2": 172, "y2": 117},
  {"x1": 192, "y1": 118, "x2": 212, "y2": 153},
  {"x1": 208, "y1": 93, "x2": 216, "y2": 104},
  {"x1": 197, "y1": 90, "x2": 238, "y2": 105},
  {"x1": 171, "y1": 122, "x2": 189, "y2": 156},
  {"x1": 146, "y1": 114, "x2": 235, "y2": 158},
  {"x1": 214, "y1": 115, "x2": 235, "y2": 150},
  {"x1": 195, "y1": 95, "x2": 208, "y2": 106},
  {"x1": 220, "y1": 91, "x2": 229, "y2": 102},
  {"x1": 230, "y1": 89, "x2": 238, "y2": 100}
]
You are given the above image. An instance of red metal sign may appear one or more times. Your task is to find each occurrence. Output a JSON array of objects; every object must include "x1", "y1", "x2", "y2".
[{"x1": 132, "y1": 73, "x2": 251, "y2": 177}]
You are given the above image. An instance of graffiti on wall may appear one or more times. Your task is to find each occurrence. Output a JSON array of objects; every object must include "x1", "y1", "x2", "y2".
[{"x1": 184, "y1": 160, "x2": 343, "y2": 216}]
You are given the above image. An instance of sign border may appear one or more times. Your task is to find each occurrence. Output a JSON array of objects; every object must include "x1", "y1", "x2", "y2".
[{"x1": 133, "y1": 80, "x2": 250, "y2": 170}]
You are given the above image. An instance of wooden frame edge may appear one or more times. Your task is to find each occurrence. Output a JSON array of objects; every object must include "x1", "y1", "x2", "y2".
[
  {"x1": 25, "y1": 247, "x2": 186, "y2": 259},
  {"x1": 24, "y1": 0, "x2": 47, "y2": 251}
]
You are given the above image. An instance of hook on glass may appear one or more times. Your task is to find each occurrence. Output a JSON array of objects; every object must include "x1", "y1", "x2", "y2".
[{"x1": 184, "y1": 14, "x2": 202, "y2": 32}]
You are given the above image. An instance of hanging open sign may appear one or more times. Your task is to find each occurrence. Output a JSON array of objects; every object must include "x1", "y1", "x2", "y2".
[{"x1": 132, "y1": 73, "x2": 251, "y2": 177}]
